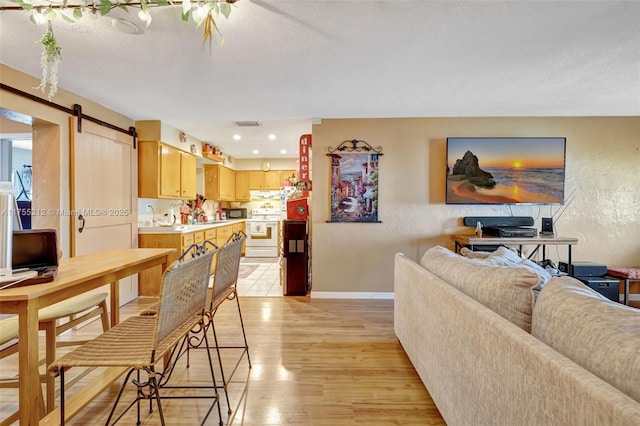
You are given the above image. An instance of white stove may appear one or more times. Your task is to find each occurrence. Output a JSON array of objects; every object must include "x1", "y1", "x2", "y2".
[
  {"x1": 245, "y1": 208, "x2": 282, "y2": 257},
  {"x1": 248, "y1": 208, "x2": 282, "y2": 221}
]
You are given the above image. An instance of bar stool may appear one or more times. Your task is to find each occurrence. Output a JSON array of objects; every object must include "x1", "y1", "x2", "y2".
[
  {"x1": 202, "y1": 232, "x2": 250, "y2": 413},
  {"x1": 0, "y1": 291, "x2": 110, "y2": 423},
  {"x1": 48, "y1": 246, "x2": 221, "y2": 426}
]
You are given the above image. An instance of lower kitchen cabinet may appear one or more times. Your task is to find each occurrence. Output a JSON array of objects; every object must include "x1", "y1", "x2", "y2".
[
  {"x1": 232, "y1": 222, "x2": 246, "y2": 255},
  {"x1": 216, "y1": 224, "x2": 233, "y2": 247},
  {"x1": 139, "y1": 233, "x2": 191, "y2": 296},
  {"x1": 139, "y1": 230, "x2": 212, "y2": 295},
  {"x1": 139, "y1": 223, "x2": 246, "y2": 295}
]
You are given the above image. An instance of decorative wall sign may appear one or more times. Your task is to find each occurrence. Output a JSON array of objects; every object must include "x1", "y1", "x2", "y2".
[
  {"x1": 298, "y1": 134, "x2": 312, "y2": 193},
  {"x1": 327, "y1": 139, "x2": 383, "y2": 223}
]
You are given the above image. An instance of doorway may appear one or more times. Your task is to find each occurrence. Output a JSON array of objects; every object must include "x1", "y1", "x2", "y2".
[
  {"x1": 0, "y1": 114, "x2": 33, "y2": 229},
  {"x1": 237, "y1": 257, "x2": 281, "y2": 296}
]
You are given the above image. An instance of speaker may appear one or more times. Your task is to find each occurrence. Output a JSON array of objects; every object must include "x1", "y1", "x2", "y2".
[
  {"x1": 462, "y1": 216, "x2": 534, "y2": 228},
  {"x1": 540, "y1": 217, "x2": 554, "y2": 236},
  {"x1": 558, "y1": 261, "x2": 607, "y2": 277},
  {"x1": 576, "y1": 276, "x2": 619, "y2": 302}
]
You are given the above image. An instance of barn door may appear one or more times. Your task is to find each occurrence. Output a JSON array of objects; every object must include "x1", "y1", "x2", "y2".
[{"x1": 70, "y1": 117, "x2": 138, "y2": 303}]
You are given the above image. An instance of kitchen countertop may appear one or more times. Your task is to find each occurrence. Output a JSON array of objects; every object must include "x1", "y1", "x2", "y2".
[{"x1": 138, "y1": 219, "x2": 246, "y2": 234}]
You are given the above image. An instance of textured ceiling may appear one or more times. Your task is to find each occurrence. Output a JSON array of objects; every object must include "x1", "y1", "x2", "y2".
[{"x1": 1, "y1": 0, "x2": 639, "y2": 158}]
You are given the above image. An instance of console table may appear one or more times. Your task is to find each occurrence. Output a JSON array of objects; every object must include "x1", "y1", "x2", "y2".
[{"x1": 451, "y1": 234, "x2": 578, "y2": 267}]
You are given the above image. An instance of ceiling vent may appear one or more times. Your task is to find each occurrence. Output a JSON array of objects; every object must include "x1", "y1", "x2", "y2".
[{"x1": 234, "y1": 121, "x2": 261, "y2": 127}]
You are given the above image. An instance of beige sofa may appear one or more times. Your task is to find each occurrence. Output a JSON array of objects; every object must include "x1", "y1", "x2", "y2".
[{"x1": 394, "y1": 246, "x2": 640, "y2": 426}]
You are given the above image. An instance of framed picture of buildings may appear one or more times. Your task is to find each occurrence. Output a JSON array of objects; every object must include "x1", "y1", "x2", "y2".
[{"x1": 329, "y1": 152, "x2": 380, "y2": 223}]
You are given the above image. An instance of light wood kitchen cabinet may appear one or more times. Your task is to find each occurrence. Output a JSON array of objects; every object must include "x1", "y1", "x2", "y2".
[
  {"x1": 205, "y1": 164, "x2": 236, "y2": 201},
  {"x1": 232, "y1": 222, "x2": 246, "y2": 255},
  {"x1": 281, "y1": 170, "x2": 298, "y2": 185},
  {"x1": 204, "y1": 229, "x2": 217, "y2": 273},
  {"x1": 139, "y1": 227, "x2": 225, "y2": 295},
  {"x1": 264, "y1": 170, "x2": 282, "y2": 189},
  {"x1": 216, "y1": 224, "x2": 233, "y2": 247},
  {"x1": 248, "y1": 170, "x2": 265, "y2": 189},
  {"x1": 248, "y1": 170, "x2": 283, "y2": 190},
  {"x1": 204, "y1": 229, "x2": 217, "y2": 242},
  {"x1": 159, "y1": 144, "x2": 181, "y2": 197},
  {"x1": 138, "y1": 140, "x2": 196, "y2": 199},
  {"x1": 138, "y1": 232, "x2": 192, "y2": 295},
  {"x1": 235, "y1": 171, "x2": 251, "y2": 201},
  {"x1": 180, "y1": 152, "x2": 197, "y2": 198}
]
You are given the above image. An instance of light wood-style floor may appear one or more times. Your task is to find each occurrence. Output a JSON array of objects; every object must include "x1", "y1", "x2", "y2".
[{"x1": 0, "y1": 296, "x2": 446, "y2": 425}]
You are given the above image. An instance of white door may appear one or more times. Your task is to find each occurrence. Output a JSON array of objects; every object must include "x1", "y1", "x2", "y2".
[{"x1": 70, "y1": 117, "x2": 138, "y2": 303}]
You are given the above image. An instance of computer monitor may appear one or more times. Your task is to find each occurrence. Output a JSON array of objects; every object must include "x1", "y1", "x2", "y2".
[{"x1": 12, "y1": 229, "x2": 59, "y2": 270}]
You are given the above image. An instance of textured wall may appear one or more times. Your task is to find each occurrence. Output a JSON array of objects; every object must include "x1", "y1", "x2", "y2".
[{"x1": 311, "y1": 117, "x2": 640, "y2": 293}]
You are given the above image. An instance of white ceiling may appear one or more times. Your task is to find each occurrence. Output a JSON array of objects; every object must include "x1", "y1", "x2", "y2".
[{"x1": 1, "y1": 0, "x2": 639, "y2": 159}]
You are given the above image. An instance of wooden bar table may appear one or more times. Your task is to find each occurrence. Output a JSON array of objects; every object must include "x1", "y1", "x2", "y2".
[{"x1": 0, "y1": 248, "x2": 175, "y2": 425}]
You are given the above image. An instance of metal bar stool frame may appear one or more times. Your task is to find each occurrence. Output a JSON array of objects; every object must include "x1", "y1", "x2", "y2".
[{"x1": 187, "y1": 231, "x2": 251, "y2": 414}]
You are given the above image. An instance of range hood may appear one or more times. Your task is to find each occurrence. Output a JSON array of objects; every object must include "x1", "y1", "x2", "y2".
[{"x1": 250, "y1": 190, "x2": 280, "y2": 199}]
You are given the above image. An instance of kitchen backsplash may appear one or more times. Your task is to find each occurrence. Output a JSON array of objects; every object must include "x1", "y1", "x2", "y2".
[{"x1": 138, "y1": 197, "x2": 276, "y2": 226}]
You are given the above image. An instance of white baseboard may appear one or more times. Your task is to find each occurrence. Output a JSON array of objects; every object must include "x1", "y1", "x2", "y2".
[
  {"x1": 311, "y1": 292, "x2": 394, "y2": 299},
  {"x1": 309, "y1": 292, "x2": 637, "y2": 302}
]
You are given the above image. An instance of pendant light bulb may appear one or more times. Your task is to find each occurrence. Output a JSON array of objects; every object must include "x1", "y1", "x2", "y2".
[
  {"x1": 192, "y1": 4, "x2": 209, "y2": 22},
  {"x1": 32, "y1": 10, "x2": 47, "y2": 25}
]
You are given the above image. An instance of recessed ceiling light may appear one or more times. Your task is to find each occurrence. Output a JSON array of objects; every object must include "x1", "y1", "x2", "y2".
[
  {"x1": 233, "y1": 134, "x2": 241, "y2": 141},
  {"x1": 280, "y1": 149, "x2": 287, "y2": 154},
  {"x1": 252, "y1": 149, "x2": 259, "y2": 155},
  {"x1": 268, "y1": 134, "x2": 276, "y2": 141}
]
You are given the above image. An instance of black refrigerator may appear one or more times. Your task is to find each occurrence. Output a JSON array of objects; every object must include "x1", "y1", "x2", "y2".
[{"x1": 282, "y1": 219, "x2": 309, "y2": 296}]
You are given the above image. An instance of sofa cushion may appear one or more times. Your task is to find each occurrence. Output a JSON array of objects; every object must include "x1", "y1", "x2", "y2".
[
  {"x1": 532, "y1": 276, "x2": 640, "y2": 404},
  {"x1": 420, "y1": 246, "x2": 541, "y2": 331}
]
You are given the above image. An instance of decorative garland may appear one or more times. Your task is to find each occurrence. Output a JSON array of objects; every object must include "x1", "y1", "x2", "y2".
[
  {"x1": 36, "y1": 21, "x2": 61, "y2": 100},
  {"x1": 4, "y1": 0, "x2": 239, "y2": 100}
]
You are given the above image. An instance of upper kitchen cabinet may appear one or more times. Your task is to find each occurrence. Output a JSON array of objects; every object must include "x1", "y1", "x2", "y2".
[
  {"x1": 138, "y1": 141, "x2": 197, "y2": 199},
  {"x1": 264, "y1": 170, "x2": 282, "y2": 189},
  {"x1": 248, "y1": 171, "x2": 265, "y2": 189},
  {"x1": 180, "y1": 152, "x2": 197, "y2": 198},
  {"x1": 136, "y1": 120, "x2": 197, "y2": 199},
  {"x1": 282, "y1": 170, "x2": 298, "y2": 184},
  {"x1": 249, "y1": 170, "x2": 282, "y2": 190},
  {"x1": 205, "y1": 164, "x2": 235, "y2": 201},
  {"x1": 235, "y1": 171, "x2": 250, "y2": 201}
]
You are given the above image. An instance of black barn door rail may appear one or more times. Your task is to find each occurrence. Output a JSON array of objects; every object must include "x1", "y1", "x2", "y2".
[{"x1": 1, "y1": 83, "x2": 137, "y2": 148}]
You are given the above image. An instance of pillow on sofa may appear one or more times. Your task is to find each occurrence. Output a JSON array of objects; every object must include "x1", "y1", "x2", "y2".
[
  {"x1": 532, "y1": 276, "x2": 640, "y2": 404},
  {"x1": 487, "y1": 246, "x2": 552, "y2": 288},
  {"x1": 420, "y1": 246, "x2": 541, "y2": 332}
]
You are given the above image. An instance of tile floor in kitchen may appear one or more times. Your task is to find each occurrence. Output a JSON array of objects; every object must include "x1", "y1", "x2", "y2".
[{"x1": 236, "y1": 257, "x2": 283, "y2": 296}]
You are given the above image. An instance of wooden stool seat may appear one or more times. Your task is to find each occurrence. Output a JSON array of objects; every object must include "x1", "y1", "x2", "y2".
[
  {"x1": 0, "y1": 291, "x2": 109, "y2": 348},
  {"x1": 0, "y1": 317, "x2": 19, "y2": 346},
  {"x1": 39, "y1": 292, "x2": 110, "y2": 321}
]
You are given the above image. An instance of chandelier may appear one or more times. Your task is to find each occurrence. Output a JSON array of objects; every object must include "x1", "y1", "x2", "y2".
[{"x1": 1, "y1": 0, "x2": 239, "y2": 100}]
